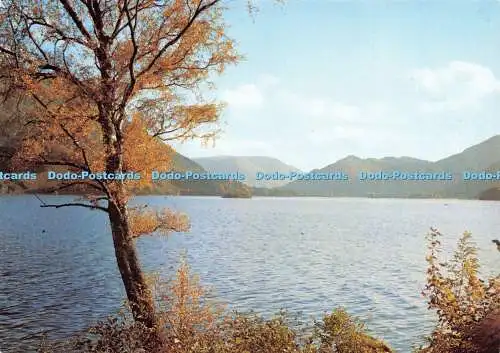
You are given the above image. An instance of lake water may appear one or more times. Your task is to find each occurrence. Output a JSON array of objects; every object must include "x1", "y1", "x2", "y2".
[{"x1": 1, "y1": 195, "x2": 499, "y2": 352}]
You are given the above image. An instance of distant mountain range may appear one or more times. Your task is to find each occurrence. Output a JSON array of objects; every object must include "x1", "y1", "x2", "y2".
[
  {"x1": 186, "y1": 135, "x2": 500, "y2": 200},
  {"x1": 279, "y1": 135, "x2": 500, "y2": 199},
  {"x1": 3, "y1": 135, "x2": 500, "y2": 200},
  {"x1": 129, "y1": 151, "x2": 255, "y2": 196},
  {"x1": 194, "y1": 156, "x2": 301, "y2": 188}
]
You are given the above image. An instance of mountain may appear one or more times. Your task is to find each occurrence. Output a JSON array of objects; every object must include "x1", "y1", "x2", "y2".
[
  {"x1": 194, "y1": 156, "x2": 301, "y2": 188},
  {"x1": 4, "y1": 135, "x2": 500, "y2": 199},
  {"x1": 438, "y1": 160, "x2": 500, "y2": 199},
  {"x1": 0, "y1": 148, "x2": 251, "y2": 197},
  {"x1": 135, "y1": 151, "x2": 251, "y2": 196},
  {"x1": 280, "y1": 135, "x2": 500, "y2": 199},
  {"x1": 136, "y1": 151, "x2": 217, "y2": 195},
  {"x1": 478, "y1": 187, "x2": 500, "y2": 200},
  {"x1": 280, "y1": 155, "x2": 439, "y2": 198},
  {"x1": 434, "y1": 135, "x2": 500, "y2": 172},
  {"x1": 432, "y1": 136, "x2": 500, "y2": 198}
]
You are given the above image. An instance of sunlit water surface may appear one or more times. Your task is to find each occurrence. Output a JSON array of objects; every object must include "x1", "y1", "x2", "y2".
[{"x1": 1, "y1": 195, "x2": 499, "y2": 352}]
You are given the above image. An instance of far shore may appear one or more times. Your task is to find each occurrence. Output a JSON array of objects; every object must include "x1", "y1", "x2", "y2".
[{"x1": 0, "y1": 192, "x2": 494, "y2": 201}]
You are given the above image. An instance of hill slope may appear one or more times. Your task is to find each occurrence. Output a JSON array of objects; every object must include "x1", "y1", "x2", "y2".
[
  {"x1": 136, "y1": 151, "x2": 250, "y2": 196},
  {"x1": 194, "y1": 156, "x2": 301, "y2": 188},
  {"x1": 434, "y1": 135, "x2": 500, "y2": 172},
  {"x1": 280, "y1": 135, "x2": 500, "y2": 199},
  {"x1": 280, "y1": 155, "x2": 439, "y2": 197},
  {"x1": 0, "y1": 148, "x2": 250, "y2": 197}
]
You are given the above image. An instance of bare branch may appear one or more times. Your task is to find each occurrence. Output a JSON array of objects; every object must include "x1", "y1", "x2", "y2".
[
  {"x1": 136, "y1": 0, "x2": 220, "y2": 79},
  {"x1": 110, "y1": 1, "x2": 126, "y2": 39},
  {"x1": 59, "y1": 0, "x2": 94, "y2": 42},
  {"x1": 59, "y1": 123, "x2": 92, "y2": 172},
  {"x1": 117, "y1": 0, "x2": 140, "y2": 121},
  {"x1": 40, "y1": 158, "x2": 89, "y2": 171},
  {"x1": 0, "y1": 46, "x2": 16, "y2": 57},
  {"x1": 40, "y1": 201, "x2": 108, "y2": 212},
  {"x1": 26, "y1": 18, "x2": 88, "y2": 46},
  {"x1": 25, "y1": 21, "x2": 50, "y2": 62}
]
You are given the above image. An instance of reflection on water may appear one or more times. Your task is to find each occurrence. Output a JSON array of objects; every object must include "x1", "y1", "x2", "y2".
[{"x1": 1, "y1": 195, "x2": 499, "y2": 352}]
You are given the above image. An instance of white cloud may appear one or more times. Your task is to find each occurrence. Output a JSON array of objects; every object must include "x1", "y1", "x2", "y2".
[
  {"x1": 276, "y1": 91, "x2": 363, "y2": 122},
  {"x1": 220, "y1": 75, "x2": 279, "y2": 110},
  {"x1": 208, "y1": 74, "x2": 406, "y2": 169},
  {"x1": 409, "y1": 61, "x2": 500, "y2": 112},
  {"x1": 222, "y1": 84, "x2": 264, "y2": 109},
  {"x1": 176, "y1": 63, "x2": 500, "y2": 170}
]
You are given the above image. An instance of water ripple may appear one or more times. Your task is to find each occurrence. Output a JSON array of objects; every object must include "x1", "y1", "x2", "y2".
[{"x1": 1, "y1": 196, "x2": 499, "y2": 352}]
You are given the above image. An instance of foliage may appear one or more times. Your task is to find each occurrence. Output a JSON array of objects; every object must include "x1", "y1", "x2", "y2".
[
  {"x1": 35, "y1": 229, "x2": 500, "y2": 353},
  {"x1": 313, "y1": 309, "x2": 393, "y2": 353},
  {"x1": 220, "y1": 182, "x2": 252, "y2": 198},
  {"x1": 38, "y1": 260, "x2": 393, "y2": 353},
  {"x1": 128, "y1": 206, "x2": 190, "y2": 238},
  {"x1": 416, "y1": 228, "x2": 500, "y2": 353},
  {"x1": 0, "y1": 0, "x2": 246, "y2": 329}
]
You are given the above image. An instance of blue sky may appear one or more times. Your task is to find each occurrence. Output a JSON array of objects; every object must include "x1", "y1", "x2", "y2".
[{"x1": 173, "y1": 0, "x2": 500, "y2": 171}]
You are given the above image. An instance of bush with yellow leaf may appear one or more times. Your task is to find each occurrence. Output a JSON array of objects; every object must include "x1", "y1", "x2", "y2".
[
  {"x1": 38, "y1": 229, "x2": 499, "y2": 353},
  {"x1": 416, "y1": 228, "x2": 499, "y2": 353}
]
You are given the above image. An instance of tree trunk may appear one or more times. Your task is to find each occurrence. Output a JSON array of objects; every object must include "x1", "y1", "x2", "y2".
[{"x1": 108, "y1": 196, "x2": 156, "y2": 329}]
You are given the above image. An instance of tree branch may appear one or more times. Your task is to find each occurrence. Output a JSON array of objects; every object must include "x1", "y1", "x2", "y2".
[
  {"x1": 57, "y1": 122, "x2": 113, "y2": 199},
  {"x1": 136, "y1": 0, "x2": 220, "y2": 80},
  {"x1": 39, "y1": 201, "x2": 108, "y2": 212},
  {"x1": 59, "y1": 123, "x2": 92, "y2": 172},
  {"x1": 25, "y1": 21, "x2": 50, "y2": 62},
  {"x1": 40, "y1": 158, "x2": 89, "y2": 172},
  {"x1": 110, "y1": 1, "x2": 126, "y2": 39},
  {"x1": 117, "y1": 0, "x2": 140, "y2": 122},
  {"x1": 59, "y1": 0, "x2": 93, "y2": 42},
  {"x1": 0, "y1": 46, "x2": 16, "y2": 57}
]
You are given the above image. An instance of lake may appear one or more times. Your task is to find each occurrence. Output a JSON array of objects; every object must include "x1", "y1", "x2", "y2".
[{"x1": 1, "y1": 195, "x2": 499, "y2": 352}]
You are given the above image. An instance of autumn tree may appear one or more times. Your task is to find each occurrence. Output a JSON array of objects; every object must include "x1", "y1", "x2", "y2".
[{"x1": 0, "y1": 0, "x2": 242, "y2": 331}]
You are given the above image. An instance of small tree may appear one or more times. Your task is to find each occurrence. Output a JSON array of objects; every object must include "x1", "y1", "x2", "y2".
[
  {"x1": 313, "y1": 308, "x2": 393, "y2": 353},
  {"x1": 418, "y1": 228, "x2": 500, "y2": 353},
  {"x1": 0, "y1": 0, "x2": 241, "y2": 331}
]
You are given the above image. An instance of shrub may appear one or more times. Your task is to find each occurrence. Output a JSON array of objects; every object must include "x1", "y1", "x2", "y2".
[
  {"x1": 38, "y1": 259, "x2": 392, "y2": 353},
  {"x1": 416, "y1": 228, "x2": 500, "y2": 353},
  {"x1": 312, "y1": 308, "x2": 393, "y2": 353},
  {"x1": 37, "y1": 229, "x2": 499, "y2": 353}
]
